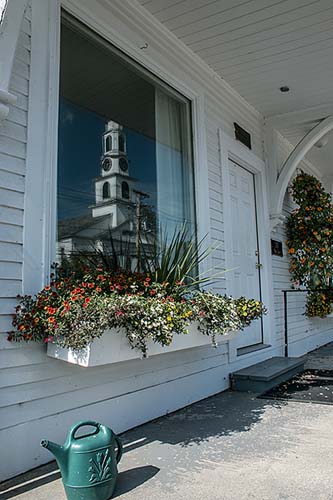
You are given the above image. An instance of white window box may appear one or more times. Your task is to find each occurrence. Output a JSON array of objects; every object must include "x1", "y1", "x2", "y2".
[{"x1": 47, "y1": 323, "x2": 239, "y2": 367}]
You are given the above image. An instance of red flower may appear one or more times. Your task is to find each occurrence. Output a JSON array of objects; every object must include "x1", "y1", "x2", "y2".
[
  {"x1": 44, "y1": 286, "x2": 51, "y2": 291},
  {"x1": 88, "y1": 283, "x2": 95, "y2": 289},
  {"x1": 85, "y1": 297, "x2": 91, "y2": 304},
  {"x1": 44, "y1": 335, "x2": 54, "y2": 343},
  {"x1": 150, "y1": 290, "x2": 156, "y2": 296},
  {"x1": 96, "y1": 287, "x2": 102, "y2": 293},
  {"x1": 116, "y1": 311, "x2": 124, "y2": 317}
]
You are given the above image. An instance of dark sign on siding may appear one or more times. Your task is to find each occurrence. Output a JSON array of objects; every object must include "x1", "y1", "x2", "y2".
[
  {"x1": 271, "y1": 239, "x2": 283, "y2": 257},
  {"x1": 234, "y1": 122, "x2": 252, "y2": 150}
]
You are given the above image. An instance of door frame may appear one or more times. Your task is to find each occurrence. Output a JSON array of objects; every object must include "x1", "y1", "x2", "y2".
[{"x1": 218, "y1": 129, "x2": 275, "y2": 360}]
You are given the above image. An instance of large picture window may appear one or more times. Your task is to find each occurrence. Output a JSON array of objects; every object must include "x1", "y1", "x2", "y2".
[{"x1": 57, "y1": 16, "x2": 196, "y2": 269}]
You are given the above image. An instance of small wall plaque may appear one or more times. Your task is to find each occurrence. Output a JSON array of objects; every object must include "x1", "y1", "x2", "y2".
[
  {"x1": 234, "y1": 122, "x2": 252, "y2": 149},
  {"x1": 271, "y1": 239, "x2": 283, "y2": 257}
]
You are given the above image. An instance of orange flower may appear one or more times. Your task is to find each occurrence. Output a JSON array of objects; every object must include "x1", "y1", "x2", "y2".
[
  {"x1": 309, "y1": 261, "x2": 315, "y2": 267},
  {"x1": 317, "y1": 207, "x2": 323, "y2": 211},
  {"x1": 321, "y1": 247, "x2": 326, "y2": 252},
  {"x1": 288, "y1": 248, "x2": 295, "y2": 254},
  {"x1": 319, "y1": 263, "x2": 324, "y2": 268},
  {"x1": 34, "y1": 317, "x2": 40, "y2": 324},
  {"x1": 300, "y1": 257, "x2": 306, "y2": 264},
  {"x1": 48, "y1": 317, "x2": 56, "y2": 323}
]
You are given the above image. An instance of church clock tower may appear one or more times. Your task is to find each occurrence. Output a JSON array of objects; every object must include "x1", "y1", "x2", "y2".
[{"x1": 92, "y1": 121, "x2": 134, "y2": 226}]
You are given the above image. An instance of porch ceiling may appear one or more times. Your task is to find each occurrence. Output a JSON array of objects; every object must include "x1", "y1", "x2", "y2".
[{"x1": 138, "y1": 0, "x2": 333, "y2": 175}]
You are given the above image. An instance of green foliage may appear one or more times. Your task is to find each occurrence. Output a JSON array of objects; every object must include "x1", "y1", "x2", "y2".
[
  {"x1": 286, "y1": 172, "x2": 333, "y2": 316},
  {"x1": 305, "y1": 291, "x2": 333, "y2": 318},
  {"x1": 145, "y1": 226, "x2": 216, "y2": 293}
]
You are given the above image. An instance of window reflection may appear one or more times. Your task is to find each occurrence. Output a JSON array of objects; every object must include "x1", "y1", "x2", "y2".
[{"x1": 57, "y1": 19, "x2": 196, "y2": 270}]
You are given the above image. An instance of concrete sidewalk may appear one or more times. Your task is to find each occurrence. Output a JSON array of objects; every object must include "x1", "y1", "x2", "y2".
[{"x1": 2, "y1": 346, "x2": 333, "y2": 500}]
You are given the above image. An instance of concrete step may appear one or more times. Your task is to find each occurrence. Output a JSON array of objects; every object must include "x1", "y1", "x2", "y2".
[{"x1": 231, "y1": 356, "x2": 305, "y2": 392}]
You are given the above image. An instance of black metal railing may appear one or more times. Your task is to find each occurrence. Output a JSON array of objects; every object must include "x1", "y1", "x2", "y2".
[{"x1": 282, "y1": 288, "x2": 333, "y2": 357}]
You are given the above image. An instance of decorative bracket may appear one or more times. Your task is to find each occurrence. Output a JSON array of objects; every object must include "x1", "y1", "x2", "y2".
[
  {"x1": 0, "y1": 0, "x2": 28, "y2": 124},
  {"x1": 268, "y1": 115, "x2": 333, "y2": 222}
]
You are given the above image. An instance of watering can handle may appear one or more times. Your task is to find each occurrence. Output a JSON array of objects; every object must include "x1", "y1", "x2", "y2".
[
  {"x1": 70, "y1": 421, "x2": 100, "y2": 440},
  {"x1": 115, "y1": 435, "x2": 123, "y2": 463}
]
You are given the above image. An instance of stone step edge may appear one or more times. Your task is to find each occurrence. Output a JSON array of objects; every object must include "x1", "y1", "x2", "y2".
[{"x1": 231, "y1": 357, "x2": 304, "y2": 382}]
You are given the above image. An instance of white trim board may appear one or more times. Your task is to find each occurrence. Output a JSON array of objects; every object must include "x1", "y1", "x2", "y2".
[{"x1": 218, "y1": 129, "x2": 276, "y2": 361}]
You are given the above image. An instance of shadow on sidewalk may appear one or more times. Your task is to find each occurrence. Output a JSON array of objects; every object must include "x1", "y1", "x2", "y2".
[{"x1": 0, "y1": 390, "x2": 285, "y2": 498}]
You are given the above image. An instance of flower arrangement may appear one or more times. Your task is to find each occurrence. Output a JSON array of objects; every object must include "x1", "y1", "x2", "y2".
[
  {"x1": 8, "y1": 265, "x2": 266, "y2": 356},
  {"x1": 286, "y1": 172, "x2": 333, "y2": 316},
  {"x1": 305, "y1": 292, "x2": 333, "y2": 318}
]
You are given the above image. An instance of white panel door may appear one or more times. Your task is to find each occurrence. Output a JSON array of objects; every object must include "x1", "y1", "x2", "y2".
[{"x1": 228, "y1": 159, "x2": 262, "y2": 348}]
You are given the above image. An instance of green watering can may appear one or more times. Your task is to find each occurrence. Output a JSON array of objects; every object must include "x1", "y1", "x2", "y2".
[{"x1": 41, "y1": 420, "x2": 123, "y2": 500}]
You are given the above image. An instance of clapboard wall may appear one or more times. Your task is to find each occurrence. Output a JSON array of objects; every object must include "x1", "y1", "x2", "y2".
[{"x1": 0, "y1": 0, "x2": 332, "y2": 480}]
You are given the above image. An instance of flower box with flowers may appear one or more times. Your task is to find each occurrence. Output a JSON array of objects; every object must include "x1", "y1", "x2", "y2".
[
  {"x1": 46, "y1": 322, "x2": 240, "y2": 367},
  {"x1": 8, "y1": 267, "x2": 266, "y2": 368}
]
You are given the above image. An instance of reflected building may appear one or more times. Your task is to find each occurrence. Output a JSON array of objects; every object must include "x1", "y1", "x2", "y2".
[{"x1": 57, "y1": 121, "x2": 154, "y2": 269}]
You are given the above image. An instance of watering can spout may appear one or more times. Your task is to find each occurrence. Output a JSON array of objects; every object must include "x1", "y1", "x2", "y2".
[{"x1": 41, "y1": 439, "x2": 67, "y2": 469}]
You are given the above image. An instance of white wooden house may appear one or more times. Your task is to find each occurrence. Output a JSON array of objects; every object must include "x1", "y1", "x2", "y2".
[{"x1": 1, "y1": 0, "x2": 333, "y2": 480}]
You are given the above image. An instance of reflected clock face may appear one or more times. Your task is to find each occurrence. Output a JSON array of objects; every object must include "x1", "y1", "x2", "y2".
[
  {"x1": 119, "y1": 157, "x2": 128, "y2": 172},
  {"x1": 102, "y1": 158, "x2": 112, "y2": 172}
]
